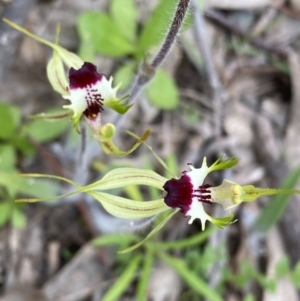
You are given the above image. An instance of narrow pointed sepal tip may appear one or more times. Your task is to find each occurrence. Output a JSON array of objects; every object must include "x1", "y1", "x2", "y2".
[
  {"x1": 104, "y1": 94, "x2": 133, "y2": 114},
  {"x1": 209, "y1": 213, "x2": 236, "y2": 229},
  {"x1": 209, "y1": 155, "x2": 240, "y2": 172},
  {"x1": 47, "y1": 53, "x2": 69, "y2": 95}
]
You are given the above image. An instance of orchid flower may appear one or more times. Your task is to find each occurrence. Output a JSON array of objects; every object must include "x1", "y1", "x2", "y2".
[
  {"x1": 61, "y1": 61, "x2": 131, "y2": 132},
  {"x1": 3, "y1": 19, "x2": 132, "y2": 132},
  {"x1": 163, "y1": 156, "x2": 239, "y2": 230},
  {"x1": 3, "y1": 19, "x2": 153, "y2": 156},
  {"x1": 17, "y1": 156, "x2": 300, "y2": 252}
]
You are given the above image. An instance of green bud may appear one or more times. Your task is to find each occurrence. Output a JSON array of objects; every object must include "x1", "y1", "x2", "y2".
[{"x1": 99, "y1": 123, "x2": 115, "y2": 140}]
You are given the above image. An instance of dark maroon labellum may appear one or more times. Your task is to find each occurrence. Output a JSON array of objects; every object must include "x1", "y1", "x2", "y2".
[
  {"x1": 163, "y1": 175, "x2": 213, "y2": 214},
  {"x1": 69, "y1": 62, "x2": 103, "y2": 89},
  {"x1": 163, "y1": 174, "x2": 193, "y2": 214}
]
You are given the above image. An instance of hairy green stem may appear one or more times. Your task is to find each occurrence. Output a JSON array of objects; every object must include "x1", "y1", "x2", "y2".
[
  {"x1": 129, "y1": 0, "x2": 191, "y2": 102},
  {"x1": 151, "y1": 0, "x2": 190, "y2": 68}
]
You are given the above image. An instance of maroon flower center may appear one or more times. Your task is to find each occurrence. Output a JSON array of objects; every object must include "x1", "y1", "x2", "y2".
[
  {"x1": 83, "y1": 88, "x2": 104, "y2": 119},
  {"x1": 69, "y1": 62, "x2": 103, "y2": 89},
  {"x1": 163, "y1": 174, "x2": 212, "y2": 214}
]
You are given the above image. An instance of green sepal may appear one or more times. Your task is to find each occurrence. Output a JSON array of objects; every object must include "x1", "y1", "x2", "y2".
[
  {"x1": 71, "y1": 113, "x2": 82, "y2": 134},
  {"x1": 242, "y1": 186, "x2": 300, "y2": 203},
  {"x1": 208, "y1": 212, "x2": 236, "y2": 229},
  {"x1": 17, "y1": 168, "x2": 170, "y2": 219},
  {"x1": 89, "y1": 192, "x2": 169, "y2": 219},
  {"x1": 118, "y1": 209, "x2": 178, "y2": 254},
  {"x1": 16, "y1": 167, "x2": 167, "y2": 200},
  {"x1": 46, "y1": 49, "x2": 69, "y2": 95},
  {"x1": 83, "y1": 167, "x2": 167, "y2": 192},
  {"x1": 3, "y1": 18, "x2": 83, "y2": 69},
  {"x1": 103, "y1": 94, "x2": 133, "y2": 114},
  {"x1": 29, "y1": 110, "x2": 73, "y2": 121},
  {"x1": 209, "y1": 155, "x2": 239, "y2": 172},
  {"x1": 56, "y1": 47, "x2": 83, "y2": 69}
]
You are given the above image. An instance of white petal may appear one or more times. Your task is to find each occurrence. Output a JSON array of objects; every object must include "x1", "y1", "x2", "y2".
[
  {"x1": 186, "y1": 197, "x2": 211, "y2": 230},
  {"x1": 96, "y1": 76, "x2": 116, "y2": 102},
  {"x1": 63, "y1": 87, "x2": 88, "y2": 118},
  {"x1": 186, "y1": 163, "x2": 210, "y2": 188}
]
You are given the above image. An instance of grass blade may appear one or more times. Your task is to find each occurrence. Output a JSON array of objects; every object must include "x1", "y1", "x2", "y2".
[
  {"x1": 102, "y1": 255, "x2": 141, "y2": 301},
  {"x1": 157, "y1": 226, "x2": 215, "y2": 250},
  {"x1": 159, "y1": 252, "x2": 223, "y2": 301},
  {"x1": 136, "y1": 247, "x2": 154, "y2": 301},
  {"x1": 253, "y1": 166, "x2": 300, "y2": 232}
]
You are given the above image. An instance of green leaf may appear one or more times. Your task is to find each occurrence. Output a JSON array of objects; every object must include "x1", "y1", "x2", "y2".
[
  {"x1": 253, "y1": 166, "x2": 300, "y2": 233},
  {"x1": 11, "y1": 208, "x2": 27, "y2": 229},
  {"x1": 12, "y1": 137, "x2": 35, "y2": 157},
  {"x1": 137, "y1": 0, "x2": 179, "y2": 56},
  {"x1": 22, "y1": 114, "x2": 70, "y2": 143},
  {"x1": 0, "y1": 102, "x2": 19, "y2": 139},
  {"x1": 78, "y1": 39, "x2": 95, "y2": 62},
  {"x1": 102, "y1": 255, "x2": 141, "y2": 301},
  {"x1": 0, "y1": 203, "x2": 11, "y2": 226},
  {"x1": 78, "y1": 12, "x2": 135, "y2": 57},
  {"x1": 111, "y1": 0, "x2": 137, "y2": 42},
  {"x1": 159, "y1": 252, "x2": 223, "y2": 301},
  {"x1": 146, "y1": 69, "x2": 179, "y2": 109},
  {"x1": 113, "y1": 61, "x2": 136, "y2": 91},
  {"x1": 136, "y1": 248, "x2": 154, "y2": 301},
  {"x1": 0, "y1": 145, "x2": 16, "y2": 171}
]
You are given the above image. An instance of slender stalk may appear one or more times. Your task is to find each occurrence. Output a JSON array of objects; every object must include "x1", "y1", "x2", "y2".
[
  {"x1": 129, "y1": 0, "x2": 191, "y2": 103},
  {"x1": 151, "y1": 0, "x2": 190, "y2": 68}
]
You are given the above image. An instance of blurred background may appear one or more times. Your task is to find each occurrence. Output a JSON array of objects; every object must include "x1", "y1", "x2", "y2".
[{"x1": 0, "y1": 0, "x2": 300, "y2": 300}]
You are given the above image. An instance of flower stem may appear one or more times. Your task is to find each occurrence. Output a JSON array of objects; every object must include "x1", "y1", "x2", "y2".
[
  {"x1": 151, "y1": 0, "x2": 190, "y2": 68},
  {"x1": 129, "y1": 0, "x2": 191, "y2": 102}
]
